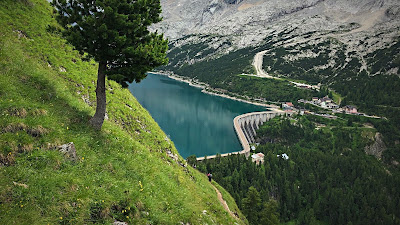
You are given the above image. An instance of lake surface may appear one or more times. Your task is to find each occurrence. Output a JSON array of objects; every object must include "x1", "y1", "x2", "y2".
[{"x1": 128, "y1": 73, "x2": 266, "y2": 159}]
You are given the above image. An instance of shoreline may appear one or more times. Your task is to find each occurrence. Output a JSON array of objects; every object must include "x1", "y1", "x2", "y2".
[{"x1": 151, "y1": 71, "x2": 280, "y2": 109}]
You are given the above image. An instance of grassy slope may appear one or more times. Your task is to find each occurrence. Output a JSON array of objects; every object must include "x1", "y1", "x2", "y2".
[{"x1": 0, "y1": 1, "x2": 246, "y2": 224}]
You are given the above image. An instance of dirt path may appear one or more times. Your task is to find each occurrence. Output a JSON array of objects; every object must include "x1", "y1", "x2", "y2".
[{"x1": 212, "y1": 184, "x2": 238, "y2": 220}]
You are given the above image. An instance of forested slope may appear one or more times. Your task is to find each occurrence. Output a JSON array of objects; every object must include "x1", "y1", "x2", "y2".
[{"x1": 196, "y1": 114, "x2": 400, "y2": 225}]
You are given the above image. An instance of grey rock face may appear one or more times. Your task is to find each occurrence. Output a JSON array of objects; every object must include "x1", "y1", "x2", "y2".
[
  {"x1": 153, "y1": 0, "x2": 400, "y2": 51},
  {"x1": 56, "y1": 142, "x2": 77, "y2": 161},
  {"x1": 365, "y1": 133, "x2": 387, "y2": 160},
  {"x1": 154, "y1": 0, "x2": 399, "y2": 80}
]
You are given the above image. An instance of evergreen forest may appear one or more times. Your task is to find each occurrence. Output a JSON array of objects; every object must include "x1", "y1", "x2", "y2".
[{"x1": 194, "y1": 114, "x2": 400, "y2": 225}]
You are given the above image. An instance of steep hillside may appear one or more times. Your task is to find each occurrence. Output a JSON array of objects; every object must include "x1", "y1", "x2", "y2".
[
  {"x1": 0, "y1": 0, "x2": 246, "y2": 224},
  {"x1": 197, "y1": 114, "x2": 400, "y2": 224}
]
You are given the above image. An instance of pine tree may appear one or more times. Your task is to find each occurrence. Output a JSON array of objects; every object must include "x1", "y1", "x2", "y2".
[
  {"x1": 52, "y1": 0, "x2": 168, "y2": 129},
  {"x1": 259, "y1": 200, "x2": 279, "y2": 225},
  {"x1": 242, "y1": 186, "x2": 262, "y2": 224}
]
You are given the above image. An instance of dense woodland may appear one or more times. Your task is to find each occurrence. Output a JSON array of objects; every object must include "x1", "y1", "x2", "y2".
[{"x1": 193, "y1": 115, "x2": 400, "y2": 225}]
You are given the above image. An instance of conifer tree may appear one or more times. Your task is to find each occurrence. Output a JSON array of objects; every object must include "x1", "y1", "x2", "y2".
[
  {"x1": 52, "y1": 0, "x2": 168, "y2": 129},
  {"x1": 259, "y1": 200, "x2": 279, "y2": 225},
  {"x1": 242, "y1": 186, "x2": 262, "y2": 224}
]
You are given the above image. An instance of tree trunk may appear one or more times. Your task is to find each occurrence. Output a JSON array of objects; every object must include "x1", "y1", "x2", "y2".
[{"x1": 89, "y1": 61, "x2": 107, "y2": 130}]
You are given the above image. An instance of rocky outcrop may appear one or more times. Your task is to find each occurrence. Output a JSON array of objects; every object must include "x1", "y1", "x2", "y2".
[
  {"x1": 365, "y1": 133, "x2": 387, "y2": 160},
  {"x1": 56, "y1": 142, "x2": 77, "y2": 161}
]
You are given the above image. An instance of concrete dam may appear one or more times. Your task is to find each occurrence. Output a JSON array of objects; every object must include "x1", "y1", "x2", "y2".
[{"x1": 196, "y1": 110, "x2": 286, "y2": 161}]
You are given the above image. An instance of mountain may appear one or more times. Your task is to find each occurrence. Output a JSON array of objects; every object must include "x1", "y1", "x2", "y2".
[
  {"x1": 155, "y1": 0, "x2": 400, "y2": 124},
  {"x1": 152, "y1": 2, "x2": 400, "y2": 224},
  {"x1": 0, "y1": 1, "x2": 246, "y2": 224},
  {"x1": 155, "y1": 0, "x2": 399, "y2": 53}
]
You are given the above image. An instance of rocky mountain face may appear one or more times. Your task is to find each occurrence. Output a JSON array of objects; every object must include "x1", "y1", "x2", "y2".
[
  {"x1": 154, "y1": 0, "x2": 400, "y2": 81},
  {"x1": 155, "y1": 0, "x2": 399, "y2": 47}
]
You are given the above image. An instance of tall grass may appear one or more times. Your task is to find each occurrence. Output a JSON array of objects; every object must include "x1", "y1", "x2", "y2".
[{"x1": 0, "y1": 0, "x2": 246, "y2": 224}]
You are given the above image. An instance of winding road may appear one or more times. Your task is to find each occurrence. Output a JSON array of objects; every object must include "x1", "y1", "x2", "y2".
[{"x1": 252, "y1": 50, "x2": 280, "y2": 79}]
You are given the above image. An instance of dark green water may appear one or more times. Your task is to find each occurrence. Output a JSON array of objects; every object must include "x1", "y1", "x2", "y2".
[{"x1": 128, "y1": 73, "x2": 266, "y2": 159}]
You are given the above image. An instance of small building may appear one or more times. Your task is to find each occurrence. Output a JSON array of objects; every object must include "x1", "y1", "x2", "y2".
[
  {"x1": 282, "y1": 102, "x2": 294, "y2": 110},
  {"x1": 277, "y1": 153, "x2": 289, "y2": 160},
  {"x1": 251, "y1": 153, "x2": 265, "y2": 165},
  {"x1": 321, "y1": 96, "x2": 332, "y2": 103},
  {"x1": 312, "y1": 97, "x2": 319, "y2": 104},
  {"x1": 344, "y1": 105, "x2": 358, "y2": 114}
]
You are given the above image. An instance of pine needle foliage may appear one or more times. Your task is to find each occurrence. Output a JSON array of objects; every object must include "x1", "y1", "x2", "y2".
[{"x1": 52, "y1": 0, "x2": 168, "y2": 129}]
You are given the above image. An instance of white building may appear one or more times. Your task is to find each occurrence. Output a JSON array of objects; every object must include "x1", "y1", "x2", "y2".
[{"x1": 252, "y1": 153, "x2": 265, "y2": 165}]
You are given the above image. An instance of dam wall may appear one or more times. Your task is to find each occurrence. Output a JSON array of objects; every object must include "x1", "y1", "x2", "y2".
[{"x1": 196, "y1": 110, "x2": 288, "y2": 161}]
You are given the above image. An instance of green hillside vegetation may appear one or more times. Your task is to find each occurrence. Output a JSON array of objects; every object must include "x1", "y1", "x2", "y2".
[
  {"x1": 196, "y1": 114, "x2": 400, "y2": 225},
  {"x1": 164, "y1": 30, "x2": 400, "y2": 137},
  {"x1": 0, "y1": 1, "x2": 246, "y2": 224},
  {"x1": 161, "y1": 33, "x2": 317, "y2": 103},
  {"x1": 260, "y1": 38, "x2": 400, "y2": 110}
]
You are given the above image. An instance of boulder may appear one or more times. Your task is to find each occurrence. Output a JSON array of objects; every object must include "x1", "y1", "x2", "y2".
[{"x1": 56, "y1": 142, "x2": 77, "y2": 161}]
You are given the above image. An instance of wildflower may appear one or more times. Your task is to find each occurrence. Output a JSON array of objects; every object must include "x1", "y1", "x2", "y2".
[
  {"x1": 60, "y1": 217, "x2": 63, "y2": 220},
  {"x1": 126, "y1": 216, "x2": 129, "y2": 219},
  {"x1": 20, "y1": 205, "x2": 23, "y2": 207}
]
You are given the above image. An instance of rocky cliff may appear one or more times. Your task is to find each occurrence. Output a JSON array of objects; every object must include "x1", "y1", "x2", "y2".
[
  {"x1": 155, "y1": 0, "x2": 399, "y2": 48},
  {"x1": 154, "y1": 0, "x2": 399, "y2": 80}
]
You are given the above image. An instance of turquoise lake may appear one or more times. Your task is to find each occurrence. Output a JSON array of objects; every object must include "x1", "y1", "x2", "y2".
[{"x1": 128, "y1": 73, "x2": 266, "y2": 159}]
